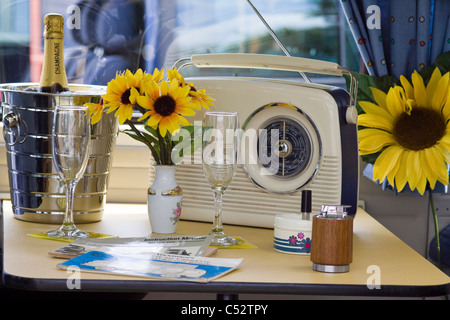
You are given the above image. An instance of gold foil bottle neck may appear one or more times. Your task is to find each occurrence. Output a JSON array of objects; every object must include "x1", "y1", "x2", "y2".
[
  {"x1": 43, "y1": 13, "x2": 64, "y2": 39},
  {"x1": 38, "y1": 13, "x2": 69, "y2": 93}
]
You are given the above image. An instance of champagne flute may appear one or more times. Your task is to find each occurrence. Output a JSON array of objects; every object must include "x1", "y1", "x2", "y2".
[
  {"x1": 47, "y1": 105, "x2": 91, "y2": 239},
  {"x1": 202, "y1": 111, "x2": 240, "y2": 246}
]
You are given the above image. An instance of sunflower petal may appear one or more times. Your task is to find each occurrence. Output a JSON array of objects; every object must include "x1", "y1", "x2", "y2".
[
  {"x1": 151, "y1": 68, "x2": 164, "y2": 83},
  {"x1": 359, "y1": 101, "x2": 393, "y2": 121},
  {"x1": 435, "y1": 143, "x2": 450, "y2": 164},
  {"x1": 161, "y1": 116, "x2": 180, "y2": 136},
  {"x1": 160, "y1": 80, "x2": 168, "y2": 96},
  {"x1": 431, "y1": 72, "x2": 449, "y2": 112},
  {"x1": 421, "y1": 149, "x2": 438, "y2": 190},
  {"x1": 373, "y1": 145, "x2": 403, "y2": 182},
  {"x1": 158, "y1": 117, "x2": 174, "y2": 137},
  {"x1": 115, "y1": 105, "x2": 133, "y2": 125},
  {"x1": 370, "y1": 87, "x2": 388, "y2": 110},
  {"x1": 411, "y1": 70, "x2": 427, "y2": 108},
  {"x1": 442, "y1": 93, "x2": 450, "y2": 121},
  {"x1": 137, "y1": 111, "x2": 154, "y2": 122},
  {"x1": 385, "y1": 87, "x2": 405, "y2": 118},
  {"x1": 175, "y1": 106, "x2": 197, "y2": 117},
  {"x1": 395, "y1": 150, "x2": 409, "y2": 192},
  {"x1": 415, "y1": 170, "x2": 427, "y2": 195},
  {"x1": 425, "y1": 146, "x2": 449, "y2": 186},
  {"x1": 400, "y1": 75, "x2": 414, "y2": 100},
  {"x1": 176, "y1": 114, "x2": 191, "y2": 126},
  {"x1": 386, "y1": 151, "x2": 402, "y2": 187},
  {"x1": 147, "y1": 113, "x2": 162, "y2": 129},
  {"x1": 137, "y1": 95, "x2": 154, "y2": 109},
  {"x1": 358, "y1": 129, "x2": 396, "y2": 155},
  {"x1": 426, "y1": 67, "x2": 443, "y2": 107},
  {"x1": 358, "y1": 114, "x2": 394, "y2": 132},
  {"x1": 406, "y1": 151, "x2": 421, "y2": 190},
  {"x1": 129, "y1": 87, "x2": 140, "y2": 104}
]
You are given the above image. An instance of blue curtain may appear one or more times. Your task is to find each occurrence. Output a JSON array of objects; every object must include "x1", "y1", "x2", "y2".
[{"x1": 340, "y1": 0, "x2": 450, "y2": 79}]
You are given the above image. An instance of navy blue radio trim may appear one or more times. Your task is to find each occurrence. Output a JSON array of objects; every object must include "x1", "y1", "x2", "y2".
[{"x1": 327, "y1": 87, "x2": 359, "y2": 216}]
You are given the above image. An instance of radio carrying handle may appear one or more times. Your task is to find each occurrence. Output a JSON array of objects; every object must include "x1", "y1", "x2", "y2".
[{"x1": 175, "y1": 53, "x2": 358, "y2": 124}]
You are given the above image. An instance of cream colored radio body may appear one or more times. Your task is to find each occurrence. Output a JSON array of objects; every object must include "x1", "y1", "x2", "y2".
[{"x1": 153, "y1": 54, "x2": 359, "y2": 228}]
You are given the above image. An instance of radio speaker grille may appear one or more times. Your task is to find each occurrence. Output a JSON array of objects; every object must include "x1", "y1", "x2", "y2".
[{"x1": 149, "y1": 155, "x2": 341, "y2": 228}]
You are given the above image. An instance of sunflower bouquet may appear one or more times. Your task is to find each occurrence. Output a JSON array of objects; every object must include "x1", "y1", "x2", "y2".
[
  {"x1": 348, "y1": 51, "x2": 450, "y2": 196},
  {"x1": 348, "y1": 50, "x2": 450, "y2": 270},
  {"x1": 85, "y1": 68, "x2": 214, "y2": 165}
]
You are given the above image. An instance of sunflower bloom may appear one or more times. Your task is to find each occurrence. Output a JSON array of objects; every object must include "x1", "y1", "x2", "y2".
[
  {"x1": 188, "y1": 88, "x2": 215, "y2": 110},
  {"x1": 358, "y1": 68, "x2": 450, "y2": 195},
  {"x1": 101, "y1": 69, "x2": 145, "y2": 124},
  {"x1": 167, "y1": 67, "x2": 215, "y2": 110},
  {"x1": 85, "y1": 100, "x2": 105, "y2": 125},
  {"x1": 167, "y1": 67, "x2": 186, "y2": 86},
  {"x1": 136, "y1": 79, "x2": 197, "y2": 137}
]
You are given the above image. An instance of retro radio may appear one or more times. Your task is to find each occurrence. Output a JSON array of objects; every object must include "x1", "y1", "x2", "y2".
[{"x1": 150, "y1": 53, "x2": 359, "y2": 229}]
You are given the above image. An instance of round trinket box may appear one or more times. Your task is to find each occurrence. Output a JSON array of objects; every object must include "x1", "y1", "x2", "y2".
[{"x1": 273, "y1": 214, "x2": 312, "y2": 255}]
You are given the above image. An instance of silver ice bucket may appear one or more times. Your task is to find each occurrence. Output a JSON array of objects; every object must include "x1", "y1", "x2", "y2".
[{"x1": 1, "y1": 83, "x2": 118, "y2": 224}]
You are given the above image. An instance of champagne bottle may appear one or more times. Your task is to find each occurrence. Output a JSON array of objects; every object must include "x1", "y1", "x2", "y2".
[{"x1": 38, "y1": 13, "x2": 69, "y2": 93}]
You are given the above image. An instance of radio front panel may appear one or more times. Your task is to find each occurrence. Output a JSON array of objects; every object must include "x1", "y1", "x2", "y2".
[{"x1": 148, "y1": 77, "x2": 356, "y2": 228}]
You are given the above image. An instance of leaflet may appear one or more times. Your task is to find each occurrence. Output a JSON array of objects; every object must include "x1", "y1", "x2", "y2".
[
  {"x1": 57, "y1": 250, "x2": 243, "y2": 283},
  {"x1": 49, "y1": 235, "x2": 214, "y2": 259}
]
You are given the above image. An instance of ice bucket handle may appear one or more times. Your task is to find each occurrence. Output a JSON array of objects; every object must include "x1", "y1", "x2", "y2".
[{"x1": 3, "y1": 112, "x2": 28, "y2": 146}]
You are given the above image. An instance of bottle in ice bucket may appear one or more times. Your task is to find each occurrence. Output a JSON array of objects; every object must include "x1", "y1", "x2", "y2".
[{"x1": 38, "y1": 13, "x2": 69, "y2": 93}]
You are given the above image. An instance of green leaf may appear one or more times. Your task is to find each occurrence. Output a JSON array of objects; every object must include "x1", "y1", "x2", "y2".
[
  {"x1": 171, "y1": 125, "x2": 204, "y2": 164},
  {"x1": 361, "y1": 151, "x2": 382, "y2": 165},
  {"x1": 122, "y1": 129, "x2": 161, "y2": 162},
  {"x1": 435, "y1": 51, "x2": 450, "y2": 73},
  {"x1": 371, "y1": 74, "x2": 400, "y2": 93},
  {"x1": 121, "y1": 130, "x2": 146, "y2": 144},
  {"x1": 419, "y1": 51, "x2": 450, "y2": 85},
  {"x1": 144, "y1": 125, "x2": 159, "y2": 138},
  {"x1": 345, "y1": 73, "x2": 399, "y2": 114}
]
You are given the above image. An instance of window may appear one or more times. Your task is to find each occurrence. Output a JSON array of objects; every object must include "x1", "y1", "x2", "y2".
[
  {"x1": 0, "y1": 0, "x2": 30, "y2": 82},
  {"x1": 0, "y1": 0, "x2": 361, "y2": 203},
  {"x1": 0, "y1": 0, "x2": 360, "y2": 85}
]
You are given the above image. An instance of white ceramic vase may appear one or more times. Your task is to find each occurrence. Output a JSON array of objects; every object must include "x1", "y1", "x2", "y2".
[{"x1": 147, "y1": 165, "x2": 182, "y2": 233}]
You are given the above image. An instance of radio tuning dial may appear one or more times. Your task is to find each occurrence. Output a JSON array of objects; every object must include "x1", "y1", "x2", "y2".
[{"x1": 259, "y1": 118, "x2": 312, "y2": 177}]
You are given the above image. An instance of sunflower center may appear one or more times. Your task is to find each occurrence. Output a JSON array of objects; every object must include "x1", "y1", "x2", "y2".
[
  {"x1": 393, "y1": 107, "x2": 446, "y2": 150},
  {"x1": 121, "y1": 88, "x2": 132, "y2": 104},
  {"x1": 154, "y1": 95, "x2": 176, "y2": 116}
]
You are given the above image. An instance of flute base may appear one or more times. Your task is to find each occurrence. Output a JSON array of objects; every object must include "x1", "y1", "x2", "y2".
[
  {"x1": 210, "y1": 230, "x2": 238, "y2": 247},
  {"x1": 47, "y1": 226, "x2": 89, "y2": 240}
]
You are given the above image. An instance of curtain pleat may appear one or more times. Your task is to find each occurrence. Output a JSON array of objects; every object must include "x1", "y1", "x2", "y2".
[{"x1": 340, "y1": 0, "x2": 450, "y2": 78}]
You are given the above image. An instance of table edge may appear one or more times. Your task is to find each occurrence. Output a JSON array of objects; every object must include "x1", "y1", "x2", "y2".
[{"x1": 2, "y1": 270, "x2": 449, "y2": 298}]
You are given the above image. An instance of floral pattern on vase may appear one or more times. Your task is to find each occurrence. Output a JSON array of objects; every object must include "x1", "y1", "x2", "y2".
[{"x1": 147, "y1": 165, "x2": 182, "y2": 233}]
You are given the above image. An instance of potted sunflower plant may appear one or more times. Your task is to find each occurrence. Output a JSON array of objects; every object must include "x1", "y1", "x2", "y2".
[
  {"x1": 349, "y1": 51, "x2": 450, "y2": 271},
  {"x1": 86, "y1": 68, "x2": 214, "y2": 233}
]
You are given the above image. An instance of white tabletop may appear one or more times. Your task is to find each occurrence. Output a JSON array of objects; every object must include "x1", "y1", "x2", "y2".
[{"x1": 2, "y1": 201, "x2": 449, "y2": 297}]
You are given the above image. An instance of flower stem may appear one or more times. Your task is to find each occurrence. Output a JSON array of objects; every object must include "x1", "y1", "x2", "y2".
[
  {"x1": 429, "y1": 191, "x2": 442, "y2": 270},
  {"x1": 125, "y1": 119, "x2": 160, "y2": 163},
  {"x1": 157, "y1": 130, "x2": 165, "y2": 164},
  {"x1": 165, "y1": 133, "x2": 173, "y2": 164}
]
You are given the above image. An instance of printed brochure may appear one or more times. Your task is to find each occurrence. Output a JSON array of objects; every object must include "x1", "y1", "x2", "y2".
[
  {"x1": 57, "y1": 251, "x2": 243, "y2": 283},
  {"x1": 49, "y1": 235, "x2": 214, "y2": 259}
]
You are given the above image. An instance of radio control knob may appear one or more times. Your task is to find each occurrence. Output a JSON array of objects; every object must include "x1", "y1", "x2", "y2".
[{"x1": 345, "y1": 106, "x2": 358, "y2": 124}]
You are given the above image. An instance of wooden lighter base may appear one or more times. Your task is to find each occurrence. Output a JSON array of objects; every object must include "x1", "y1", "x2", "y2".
[{"x1": 310, "y1": 214, "x2": 353, "y2": 272}]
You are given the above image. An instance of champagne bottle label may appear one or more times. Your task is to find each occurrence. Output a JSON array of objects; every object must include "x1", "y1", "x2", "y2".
[{"x1": 38, "y1": 13, "x2": 69, "y2": 93}]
